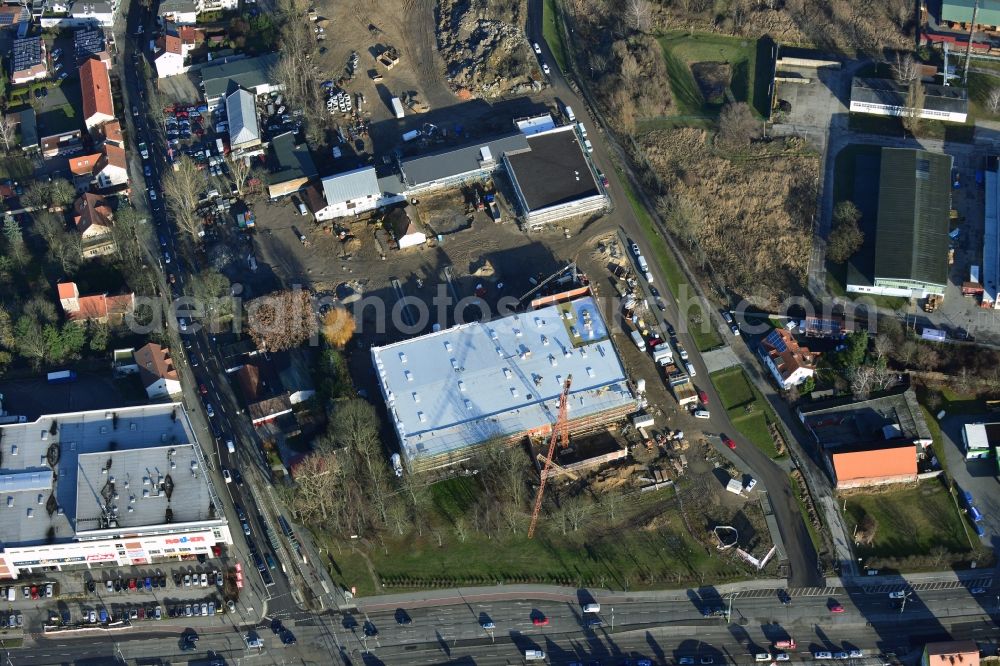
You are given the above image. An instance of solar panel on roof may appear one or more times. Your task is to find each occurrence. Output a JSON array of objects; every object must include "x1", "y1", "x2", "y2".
[{"x1": 765, "y1": 329, "x2": 787, "y2": 352}]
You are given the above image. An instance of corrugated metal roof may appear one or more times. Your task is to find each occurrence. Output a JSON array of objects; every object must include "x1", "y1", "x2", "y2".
[
  {"x1": 321, "y1": 167, "x2": 380, "y2": 205},
  {"x1": 226, "y1": 88, "x2": 259, "y2": 147},
  {"x1": 942, "y1": 0, "x2": 1000, "y2": 26},
  {"x1": 399, "y1": 132, "x2": 529, "y2": 188},
  {"x1": 851, "y1": 78, "x2": 969, "y2": 116},
  {"x1": 874, "y1": 148, "x2": 952, "y2": 287},
  {"x1": 202, "y1": 53, "x2": 277, "y2": 101}
]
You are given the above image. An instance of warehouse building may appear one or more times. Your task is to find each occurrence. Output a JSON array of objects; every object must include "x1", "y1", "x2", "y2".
[
  {"x1": 396, "y1": 131, "x2": 529, "y2": 195},
  {"x1": 225, "y1": 87, "x2": 260, "y2": 152},
  {"x1": 982, "y1": 156, "x2": 1000, "y2": 308},
  {"x1": 0, "y1": 403, "x2": 231, "y2": 579},
  {"x1": 850, "y1": 78, "x2": 968, "y2": 123},
  {"x1": 371, "y1": 293, "x2": 637, "y2": 472},
  {"x1": 200, "y1": 53, "x2": 280, "y2": 112},
  {"x1": 847, "y1": 148, "x2": 952, "y2": 298},
  {"x1": 504, "y1": 124, "x2": 609, "y2": 228},
  {"x1": 797, "y1": 388, "x2": 932, "y2": 489}
]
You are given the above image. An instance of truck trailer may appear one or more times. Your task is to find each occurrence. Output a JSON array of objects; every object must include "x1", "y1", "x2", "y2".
[
  {"x1": 47, "y1": 370, "x2": 77, "y2": 384},
  {"x1": 390, "y1": 97, "x2": 405, "y2": 119}
]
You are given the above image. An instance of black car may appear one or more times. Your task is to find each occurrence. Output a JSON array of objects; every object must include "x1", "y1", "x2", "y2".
[
  {"x1": 271, "y1": 618, "x2": 282, "y2": 634},
  {"x1": 232, "y1": 469, "x2": 243, "y2": 485},
  {"x1": 363, "y1": 621, "x2": 378, "y2": 637},
  {"x1": 665, "y1": 323, "x2": 676, "y2": 336},
  {"x1": 394, "y1": 608, "x2": 412, "y2": 625},
  {"x1": 113, "y1": 579, "x2": 122, "y2": 592},
  {"x1": 86, "y1": 580, "x2": 96, "y2": 593},
  {"x1": 173, "y1": 573, "x2": 182, "y2": 586},
  {"x1": 650, "y1": 287, "x2": 660, "y2": 299},
  {"x1": 281, "y1": 629, "x2": 296, "y2": 645},
  {"x1": 586, "y1": 617, "x2": 602, "y2": 627}
]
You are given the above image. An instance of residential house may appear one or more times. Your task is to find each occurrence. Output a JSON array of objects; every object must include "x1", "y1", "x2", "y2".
[
  {"x1": 69, "y1": 152, "x2": 102, "y2": 189},
  {"x1": 153, "y1": 24, "x2": 199, "y2": 78},
  {"x1": 0, "y1": 4, "x2": 31, "y2": 30},
  {"x1": 386, "y1": 204, "x2": 427, "y2": 249},
  {"x1": 757, "y1": 328, "x2": 817, "y2": 390},
  {"x1": 314, "y1": 166, "x2": 383, "y2": 220},
  {"x1": 73, "y1": 192, "x2": 116, "y2": 258},
  {"x1": 69, "y1": 0, "x2": 117, "y2": 27},
  {"x1": 79, "y1": 57, "x2": 115, "y2": 132},
  {"x1": 7, "y1": 108, "x2": 38, "y2": 153},
  {"x1": 157, "y1": 0, "x2": 198, "y2": 25},
  {"x1": 73, "y1": 27, "x2": 106, "y2": 65},
  {"x1": 226, "y1": 87, "x2": 261, "y2": 151},
  {"x1": 922, "y1": 641, "x2": 979, "y2": 666},
  {"x1": 11, "y1": 35, "x2": 47, "y2": 84},
  {"x1": 802, "y1": 315, "x2": 854, "y2": 339},
  {"x1": 133, "y1": 342, "x2": 181, "y2": 398},
  {"x1": 57, "y1": 281, "x2": 134, "y2": 324},
  {"x1": 264, "y1": 131, "x2": 317, "y2": 199},
  {"x1": 68, "y1": 143, "x2": 128, "y2": 190},
  {"x1": 97, "y1": 119, "x2": 123, "y2": 147},
  {"x1": 41, "y1": 128, "x2": 83, "y2": 158},
  {"x1": 234, "y1": 360, "x2": 292, "y2": 427}
]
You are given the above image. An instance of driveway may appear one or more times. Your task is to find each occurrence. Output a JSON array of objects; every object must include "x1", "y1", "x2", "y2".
[{"x1": 938, "y1": 414, "x2": 1000, "y2": 551}]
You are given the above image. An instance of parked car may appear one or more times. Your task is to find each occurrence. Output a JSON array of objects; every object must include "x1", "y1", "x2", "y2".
[
  {"x1": 533, "y1": 42, "x2": 541, "y2": 54},
  {"x1": 223, "y1": 469, "x2": 232, "y2": 484},
  {"x1": 722, "y1": 435, "x2": 736, "y2": 450}
]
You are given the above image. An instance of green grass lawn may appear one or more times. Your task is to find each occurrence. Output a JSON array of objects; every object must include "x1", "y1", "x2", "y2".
[
  {"x1": 657, "y1": 32, "x2": 767, "y2": 119},
  {"x1": 939, "y1": 387, "x2": 988, "y2": 414},
  {"x1": 966, "y1": 71, "x2": 1000, "y2": 120},
  {"x1": 843, "y1": 479, "x2": 971, "y2": 561},
  {"x1": 317, "y1": 479, "x2": 744, "y2": 596},
  {"x1": 710, "y1": 366, "x2": 783, "y2": 458},
  {"x1": 542, "y1": 0, "x2": 569, "y2": 73},
  {"x1": 618, "y1": 173, "x2": 722, "y2": 351}
]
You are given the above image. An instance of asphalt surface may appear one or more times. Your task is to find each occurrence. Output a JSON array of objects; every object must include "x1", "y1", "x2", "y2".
[{"x1": 524, "y1": 0, "x2": 820, "y2": 588}]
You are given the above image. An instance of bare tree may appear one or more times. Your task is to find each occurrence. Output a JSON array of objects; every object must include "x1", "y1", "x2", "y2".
[
  {"x1": 624, "y1": 0, "x2": 652, "y2": 32},
  {"x1": 227, "y1": 154, "x2": 254, "y2": 198},
  {"x1": 901, "y1": 79, "x2": 925, "y2": 135},
  {"x1": 849, "y1": 365, "x2": 875, "y2": 400},
  {"x1": 161, "y1": 156, "x2": 203, "y2": 240},
  {"x1": 891, "y1": 52, "x2": 921, "y2": 83},
  {"x1": 988, "y1": 87, "x2": 1000, "y2": 115},
  {"x1": 245, "y1": 289, "x2": 317, "y2": 351},
  {"x1": 717, "y1": 102, "x2": 760, "y2": 148},
  {"x1": 0, "y1": 115, "x2": 17, "y2": 153}
]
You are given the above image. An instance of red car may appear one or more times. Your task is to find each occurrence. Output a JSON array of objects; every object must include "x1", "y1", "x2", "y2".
[
  {"x1": 532, "y1": 615, "x2": 549, "y2": 626},
  {"x1": 829, "y1": 604, "x2": 845, "y2": 613},
  {"x1": 199, "y1": 384, "x2": 208, "y2": 395},
  {"x1": 698, "y1": 389, "x2": 709, "y2": 404},
  {"x1": 30, "y1": 586, "x2": 38, "y2": 600},
  {"x1": 722, "y1": 435, "x2": 736, "y2": 450}
]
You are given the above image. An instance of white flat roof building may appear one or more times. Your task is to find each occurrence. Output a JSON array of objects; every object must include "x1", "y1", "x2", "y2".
[
  {"x1": 0, "y1": 403, "x2": 230, "y2": 579},
  {"x1": 984, "y1": 159, "x2": 1000, "y2": 308},
  {"x1": 371, "y1": 295, "x2": 636, "y2": 471}
]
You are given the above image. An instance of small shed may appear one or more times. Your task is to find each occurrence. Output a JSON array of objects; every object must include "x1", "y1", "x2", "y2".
[
  {"x1": 725, "y1": 479, "x2": 743, "y2": 495},
  {"x1": 386, "y1": 204, "x2": 427, "y2": 249}
]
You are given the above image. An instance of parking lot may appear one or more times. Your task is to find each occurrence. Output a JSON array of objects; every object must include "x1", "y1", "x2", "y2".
[{"x1": 938, "y1": 414, "x2": 1000, "y2": 548}]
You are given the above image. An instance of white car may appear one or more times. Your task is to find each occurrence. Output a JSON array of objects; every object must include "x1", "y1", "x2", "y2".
[
  {"x1": 685, "y1": 361, "x2": 696, "y2": 377},
  {"x1": 178, "y1": 317, "x2": 187, "y2": 331},
  {"x1": 774, "y1": 653, "x2": 790, "y2": 662},
  {"x1": 201, "y1": 573, "x2": 208, "y2": 588},
  {"x1": 227, "y1": 440, "x2": 235, "y2": 454},
  {"x1": 744, "y1": 478, "x2": 757, "y2": 492},
  {"x1": 223, "y1": 469, "x2": 232, "y2": 484},
  {"x1": 814, "y1": 653, "x2": 833, "y2": 660},
  {"x1": 542, "y1": 62, "x2": 550, "y2": 75},
  {"x1": 631, "y1": 242, "x2": 641, "y2": 256},
  {"x1": 888, "y1": 591, "x2": 906, "y2": 599},
  {"x1": 692, "y1": 409, "x2": 710, "y2": 419},
  {"x1": 533, "y1": 42, "x2": 541, "y2": 54},
  {"x1": 848, "y1": 650, "x2": 864, "y2": 659},
  {"x1": 755, "y1": 655, "x2": 771, "y2": 663},
  {"x1": 148, "y1": 189, "x2": 157, "y2": 201}
]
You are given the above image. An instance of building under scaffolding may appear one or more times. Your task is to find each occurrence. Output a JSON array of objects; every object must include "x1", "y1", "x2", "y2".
[{"x1": 371, "y1": 292, "x2": 636, "y2": 472}]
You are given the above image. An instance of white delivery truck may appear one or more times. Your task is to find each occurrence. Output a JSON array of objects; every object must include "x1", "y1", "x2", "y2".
[
  {"x1": 563, "y1": 104, "x2": 576, "y2": 122},
  {"x1": 631, "y1": 330, "x2": 645, "y2": 350}
]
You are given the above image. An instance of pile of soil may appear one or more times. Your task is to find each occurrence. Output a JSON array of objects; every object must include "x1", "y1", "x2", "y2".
[{"x1": 436, "y1": 0, "x2": 535, "y2": 98}]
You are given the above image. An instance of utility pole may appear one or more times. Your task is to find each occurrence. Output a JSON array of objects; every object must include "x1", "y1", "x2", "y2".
[
  {"x1": 963, "y1": 0, "x2": 979, "y2": 86},
  {"x1": 727, "y1": 593, "x2": 735, "y2": 623}
]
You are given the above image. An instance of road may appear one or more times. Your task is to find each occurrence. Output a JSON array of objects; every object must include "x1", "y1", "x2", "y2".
[
  {"x1": 524, "y1": 0, "x2": 820, "y2": 588},
  {"x1": 17, "y1": 578, "x2": 1000, "y2": 664}
]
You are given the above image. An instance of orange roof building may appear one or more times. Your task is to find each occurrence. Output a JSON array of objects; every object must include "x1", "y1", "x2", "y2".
[
  {"x1": 922, "y1": 641, "x2": 979, "y2": 666},
  {"x1": 57, "y1": 281, "x2": 134, "y2": 324},
  {"x1": 79, "y1": 58, "x2": 115, "y2": 131},
  {"x1": 73, "y1": 193, "x2": 114, "y2": 236},
  {"x1": 69, "y1": 153, "x2": 102, "y2": 177},
  {"x1": 828, "y1": 441, "x2": 917, "y2": 489},
  {"x1": 133, "y1": 342, "x2": 181, "y2": 398},
  {"x1": 758, "y1": 328, "x2": 818, "y2": 390},
  {"x1": 99, "y1": 120, "x2": 123, "y2": 147}
]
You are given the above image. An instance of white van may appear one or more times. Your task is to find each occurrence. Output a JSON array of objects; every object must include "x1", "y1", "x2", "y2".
[
  {"x1": 693, "y1": 409, "x2": 710, "y2": 419},
  {"x1": 297, "y1": 201, "x2": 309, "y2": 216},
  {"x1": 563, "y1": 104, "x2": 576, "y2": 122},
  {"x1": 525, "y1": 650, "x2": 546, "y2": 661},
  {"x1": 583, "y1": 603, "x2": 600, "y2": 613},
  {"x1": 584, "y1": 139, "x2": 593, "y2": 153},
  {"x1": 226, "y1": 440, "x2": 235, "y2": 454},
  {"x1": 578, "y1": 122, "x2": 588, "y2": 138}
]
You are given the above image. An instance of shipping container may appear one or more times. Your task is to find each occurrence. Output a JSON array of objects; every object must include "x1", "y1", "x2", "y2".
[
  {"x1": 47, "y1": 370, "x2": 77, "y2": 384},
  {"x1": 390, "y1": 97, "x2": 405, "y2": 119}
]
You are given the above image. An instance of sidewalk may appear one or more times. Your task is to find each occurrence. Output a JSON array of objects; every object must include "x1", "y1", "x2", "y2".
[{"x1": 355, "y1": 579, "x2": 790, "y2": 612}]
